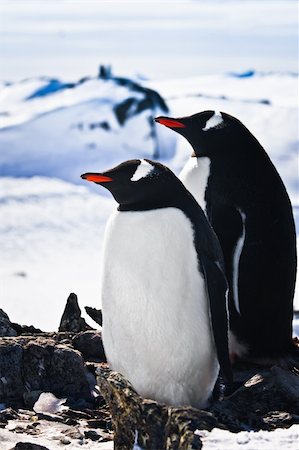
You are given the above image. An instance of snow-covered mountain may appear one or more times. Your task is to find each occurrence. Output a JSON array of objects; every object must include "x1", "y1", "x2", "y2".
[
  {"x1": 0, "y1": 68, "x2": 175, "y2": 185},
  {"x1": 0, "y1": 70, "x2": 298, "y2": 330}
]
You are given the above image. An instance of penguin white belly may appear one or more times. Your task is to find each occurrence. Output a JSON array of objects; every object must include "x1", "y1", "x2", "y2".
[
  {"x1": 101, "y1": 207, "x2": 219, "y2": 409},
  {"x1": 179, "y1": 157, "x2": 210, "y2": 213}
]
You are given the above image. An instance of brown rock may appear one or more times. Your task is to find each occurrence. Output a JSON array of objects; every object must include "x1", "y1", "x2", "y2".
[{"x1": 96, "y1": 368, "x2": 209, "y2": 450}]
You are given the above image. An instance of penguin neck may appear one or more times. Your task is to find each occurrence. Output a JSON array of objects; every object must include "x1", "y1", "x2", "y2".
[
  {"x1": 179, "y1": 156, "x2": 211, "y2": 214},
  {"x1": 118, "y1": 201, "x2": 168, "y2": 212},
  {"x1": 117, "y1": 194, "x2": 186, "y2": 212}
]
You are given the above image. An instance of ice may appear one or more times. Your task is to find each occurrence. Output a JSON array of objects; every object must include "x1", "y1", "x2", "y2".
[{"x1": 33, "y1": 392, "x2": 68, "y2": 414}]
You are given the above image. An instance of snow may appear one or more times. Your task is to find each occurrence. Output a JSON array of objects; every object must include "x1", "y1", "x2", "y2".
[
  {"x1": 0, "y1": 75, "x2": 173, "y2": 185},
  {"x1": 0, "y1": 424, "x2": 298, "y2": 450},
  {"x1": 0, "y1": 1, "x2": 298, "y2": 332},
  {"x1": 0, "y1": 176, "x2": 114, "y2": 330},
  {"x1": 197, "y1": 426, "x2": 299, "y2": 449},
  {"x1": 0, "y1": 70, "x2": 298, "y2": 330},
  {"x1": 0, "y1": 424, "x2": 113, "y2": 449}
]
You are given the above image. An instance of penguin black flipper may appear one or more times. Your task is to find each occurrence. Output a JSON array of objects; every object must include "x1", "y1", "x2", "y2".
[
  {"x1": 201, "y1": 254, "x2": 233, "y2": 382},
  {"x1": 176, "y1": 190, "x2": 233, "y2": 382}
]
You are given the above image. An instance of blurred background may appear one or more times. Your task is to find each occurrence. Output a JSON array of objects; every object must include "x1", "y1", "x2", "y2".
[{"x1": 0, "y1": 0, "x2": 298, "y2": 330}]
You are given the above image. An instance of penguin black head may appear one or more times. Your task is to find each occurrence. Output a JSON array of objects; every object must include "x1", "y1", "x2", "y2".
[
  {"x1": 155, "y1": 111, "x2": 251, "y2": 157},
  {"x1": 81, "y1": 159, "x2": 182, "y2": 210}
]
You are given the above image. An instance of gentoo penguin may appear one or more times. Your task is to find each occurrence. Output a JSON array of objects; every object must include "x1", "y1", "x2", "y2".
[
  {"x1": 81, "y1": 159, "x2": 232, "y2": 408},
  {"x1": 155, "y1": 112, "x2": 298, "y2": 365}
]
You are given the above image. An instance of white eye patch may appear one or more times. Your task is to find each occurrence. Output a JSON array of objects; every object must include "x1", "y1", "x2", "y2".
[
  {"x1": 131, "y1": 159, "x2": 154, "y2": 182},
  {"x1": 202, "y1": 111, "x2": 224, "y2": 131}
]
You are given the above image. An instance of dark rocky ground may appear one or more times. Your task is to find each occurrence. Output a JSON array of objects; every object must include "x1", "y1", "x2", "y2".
[{"x1": 0, "y1": 293, "x2": 298, "y2": 449}]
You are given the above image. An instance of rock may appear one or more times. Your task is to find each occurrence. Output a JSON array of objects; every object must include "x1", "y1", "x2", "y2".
[
  {"x1": 72, "y1": 330, "x2": 106, "y2": 360},
  {"x1": 0, "y1": 309, "x2": 43, "y2": 337},
  {"x1": 0, "y1": 407, "x2": 19, "y2": 422},
  {"x1": 0, "y1": 336, "x2": 92, "y2": 407},
  {"x1": 85, "y1": 306, "x2": 103, "y2": 327},
  {"x1": 271, "y1": 366, "x2": 299, "y2": 404},
  {"x1": 97, "y1": 368, "x2": 164, "y2": 449},
  {"x1": 0, "y1": 342, "x2": 24, "y2": 406},
  {"x1": 63, "y1": 428, "x2": 84, "y2": 440},
  {"x1": 96, "y1": 368, "x2": 214, "y2": 449},
  {"x1": 96, "y1": 363, "x2": 299, "y2": 448},
  {"x1": 59, "y1": 437, "x2": 71, "y2": 445},
  {"x1": 211, "y1": 366, "x2": 299, "y2": 431},
  {"x1": 84, "y1": 429, "x2": 101, "y2": 441},
  {"x1": 0, "y1": 309, "x2": 17, "y2": 337},
  {"x1": 11, "y1": 323, "x2": 44, "y2": 335},
  {"x1": 10, "y1": 444, "x2": 50, "y2": 450},
  {"x1": 46, "y1": 344, "x2": 92, "y2": 401},
  {"x1": 262, "y1": 411, "x2": 298, "y2": 429},
  {"x1": 59, "y1": 293, "x2": 92, "y2": 333},
  {"x1": 87, "y1": 418, "x2": 112, "y2": 429},
  {"x1": 23, "y1": 391, "x2": 43, "y2": 410},
  {"x1": 165, "y1": 408, "x2": 216, "y2": 449}
]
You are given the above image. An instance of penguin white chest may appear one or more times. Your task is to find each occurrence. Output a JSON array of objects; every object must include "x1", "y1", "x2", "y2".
[
  {"x1": 101, "y1": 207, "x2": 219, "y2": 409},
  {"x1": 179, "y1": 157, "x2": 210, "y2": 213}
]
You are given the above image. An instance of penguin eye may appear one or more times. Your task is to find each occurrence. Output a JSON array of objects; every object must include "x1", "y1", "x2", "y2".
[{"x1": 130, "y1": 159, "x2": 154, "y2": 182}]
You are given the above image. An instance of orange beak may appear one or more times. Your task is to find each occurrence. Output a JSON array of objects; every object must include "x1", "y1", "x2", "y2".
[
  {"x1": 81, "y1": 173, "x2": 113, "y2": 183},
  {"x1": 154, "y1": 117, "x2": 186, "y2": 129}
]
